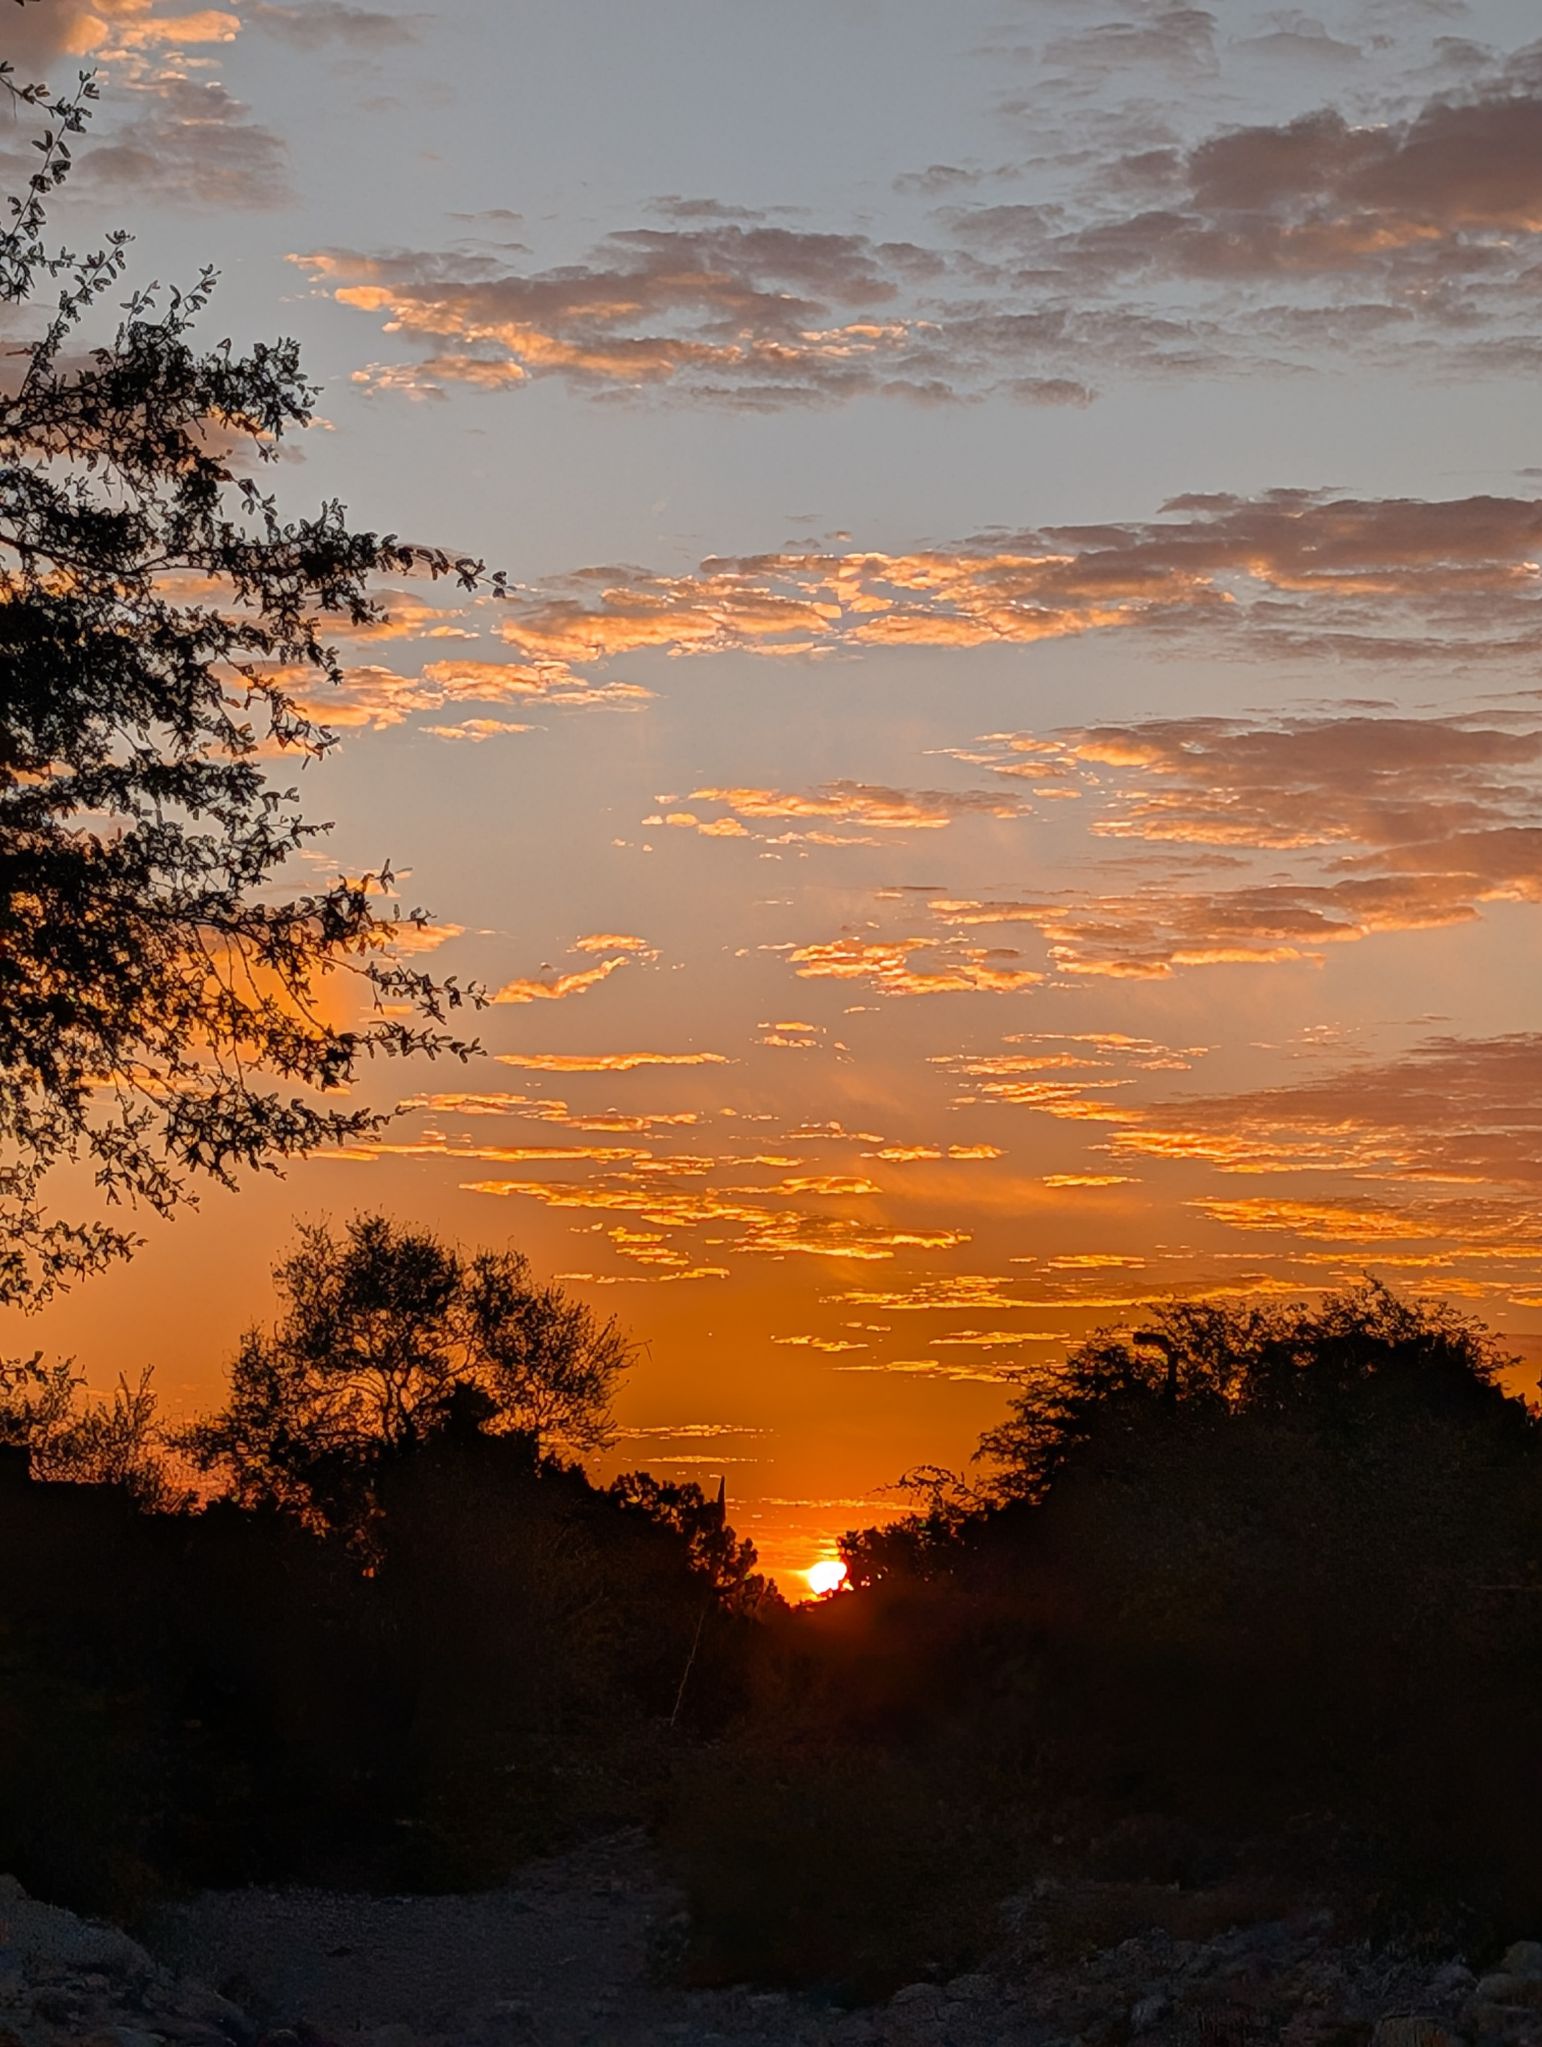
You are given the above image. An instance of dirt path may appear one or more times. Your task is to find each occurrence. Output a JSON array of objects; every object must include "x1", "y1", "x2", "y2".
[
  {"x1": 140, "y1": 1838, "x2": 1521, "y2": 2047},
  {"x1": 145, "y1": 1828, "x2": 858, "y2": 2046}
]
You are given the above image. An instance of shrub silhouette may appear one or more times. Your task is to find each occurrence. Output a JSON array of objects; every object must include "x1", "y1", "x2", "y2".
[{"x1": 665, "y1": 1285, "x2": 1542, "y2": 1986}]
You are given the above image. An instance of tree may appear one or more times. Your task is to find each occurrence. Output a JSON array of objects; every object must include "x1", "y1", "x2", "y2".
[
  {"x1": 838, "y1": 1465, "x2": 980, "y2": 1589},
  {"x1": 0, "y1": 31, "x2": 495, "y2": 1304},
  {"x1": 180, "y1": 1214, "x2": 634, "y2": 1517},
  {"x1": 973, "y1": 1281, "x2": 1519, "y2": 1503},
  {"x1": 609, "y1": 1469, "x2": 768, "y2": 1610},
  {"x1": 0, "y1": 1350, "x2": 186, "y2": 1508}
]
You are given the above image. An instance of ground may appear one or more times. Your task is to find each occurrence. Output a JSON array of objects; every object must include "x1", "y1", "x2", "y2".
[{"x1": 4, "y1": 1839, "x2": 1541, "y2": 2046}]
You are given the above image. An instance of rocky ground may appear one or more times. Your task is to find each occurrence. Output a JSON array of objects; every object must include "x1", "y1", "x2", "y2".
[{"x1": 2, "y1": 1838, "x2": 1540, "y2": 2046}]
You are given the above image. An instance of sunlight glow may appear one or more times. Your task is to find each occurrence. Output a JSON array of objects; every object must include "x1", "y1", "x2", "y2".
[{"x1": 804, "y1": 1558, "x2": 848, "y2": 1597}]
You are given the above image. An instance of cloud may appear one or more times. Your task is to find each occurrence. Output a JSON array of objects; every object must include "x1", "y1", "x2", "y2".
[
  {"x1": 1193, "y1": 1192, "x2": 1542, "y2": 1258},
  {"x1": 955, "y1": 65, "x2": 1541, "y2": 380},
  {"x1": 2, "y1": 0, "x2": 235, "y2": 67},
  {"x1": 464, "y1": 1175, "x2": 968, "y2": 1263},
  {"x1": 575, "y1": 933, "x2": 652, "y2": 954},
  {"x1": 337, "y1": 1139, "x2": 652, "y2": 1166},
  {"x1": 683, "y1": 781, "x2": 1035, "y2": 831},
  {"x1": 788, "y1": 935, "x2": 1043, "y2": 998},
  {"x1": 74, "y1": 74, "x2": 291, "y2": 210},
  {"x1": 1234, "y1": 20, "x2": 1366, "y2": 71},
  {"x1": 293, "y1": 225, "x2": 965, "y2": 409},
  {"x1": 773, "y1": 1334, "x2": 870, "y2": 1352},
  {"x1": 420, "y1": 658, "x2": 653, "y2": 711},
  {"x1": 863, "y1": 1145, "x2": 1005, "y2": 1163},
  {"x1": 989, "y1": 712, "x2": 1542, "y2": 852},
  {"x1": 836, "y1": 1275, "x2": 1033, "y2": 1313},
  {"x1": 493, "y1": 1052, "x2": 730, "y2": 1072},
  {"x1": 291, "y1": 654, "x2": 652, "y2": 734},
  {"x1": 246, "y1": 2, "x2": 422, "y2": 49},
  {"x1": 490, "y1": 955, "x2": 632, "y2": 1005},
  {"x1": 263, "y1": 49, "x2": 1542, "y2": 403},
  {"x1": 1113, "y1": 1032, "x2": 1542, "y2": 1187},
  {"x1": 398, "y1": 1091, "x2": 703, "y2": 1134},
  {"x1": 492, "y1": 494, "x2": 1542, "y2": 682},
  {"x1": 833, "y1": 1357, "x2": 1020, "y2": 1385},
  {"x1": 1042, "y1": 5, "x2": 1219, "y2": 80},
  {"x1": 934, "y1": 708, "x2": 1542, "y2": 978},
  {"x1": 420, "y1": 718, "x2": 533, "y2": 742}
]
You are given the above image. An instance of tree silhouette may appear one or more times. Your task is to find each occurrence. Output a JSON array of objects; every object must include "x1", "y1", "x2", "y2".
[
  {"x1": 973, "y1": 1281, "x2": 1517, "y2": 1503},
  {"x1": 180, "y1": 1214, "x2": 634, "y2": 1519},
  {"x1": 610, "y1": 1469, "x2": 768, "y2": 1609},
  {"x1": 0, "y1": 1350, "x2": 185, "y2": 1508},
  {"x1": 0, "y1": 35, "x2": 493, "y2": 1304}
]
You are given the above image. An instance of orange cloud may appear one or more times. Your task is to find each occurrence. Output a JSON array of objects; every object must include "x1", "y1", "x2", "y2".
[
  {"x1": 686, "y1": 781, "x2": 1033, "y2": 831},
  {"x1": 1113, "y1": 1033, "x2": 1542, "y2": 1188},
  {"x1": 575, "y1": 933, "x2": 654, "y2": 955},
  {"x1": 421, "y1": 719, "x2": 533, "y2": 742},
  {"x1": 464, "y1": 1176, "x2": 968, "y2": 1263},
  {"x1": 495, "y1": 1051, "x2": 730, "y2": 1072},
  {"x1": 789, "y1": 936, "x2": 1042, "y2": 998},
  {"x1": 924, "y1": 707, "x2": 1542, "y2": 977},
  {"x1": 491, "y1": 956, "x2": 631, "y2": 1005}
]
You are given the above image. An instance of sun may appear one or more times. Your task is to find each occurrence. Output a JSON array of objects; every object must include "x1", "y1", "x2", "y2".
[{"x1": 804, "y1": 1558, "x2": 848, "y2": 1597}]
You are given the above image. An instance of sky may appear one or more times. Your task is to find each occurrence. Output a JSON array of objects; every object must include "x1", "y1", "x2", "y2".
[{"x1": 6, "y1": 0, "x2": 1542, "y2": 1578}]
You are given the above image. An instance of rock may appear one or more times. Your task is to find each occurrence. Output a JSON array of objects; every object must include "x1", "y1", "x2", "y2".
[
  {"x1": 0, "y1": 1880, "x2": 26, "y2": 1907},
  {"x1": 1501, "y1": 1944, "x2": 1542, "y2": 1982},
  {"x1": 1473, "y1": 1973, "x2": 1542, "y2": 2009},
  {"x1": 370, "y1": 2027, "x2": 418, "y2": 2047},
  {"x1": 1370, "y1": 2020, "x2": 1467, "y2": 2047},
  {"x1": 80, "y1": 2030, "x2": 166, "y2": 2047},
  {"x1": 946, "y1": 1974, "x2": 994, "y2": 2003},
  {"x1": 2, "y1": 1897, "x2": 152, "y2": 1978},
  {"x1": 1428, "y1": 1965, "x2": 1475, "y2": 1999},
  {"x1": 1464, "y1": 2012, "x2": 1539, "y2": 2047},
  {"x1": 1130, "y1": 1992, "x2": 1170, "y2": 2033},
  {"x1": 889, "y1": 1983, "x2": 942, "y2": 2009},
  {"x1": 29, "y1": 1985, "x2": 85, "y2": 2023},
  {"x1": 172, "y1": 1980, "x2": 254, "y2": 2047}
]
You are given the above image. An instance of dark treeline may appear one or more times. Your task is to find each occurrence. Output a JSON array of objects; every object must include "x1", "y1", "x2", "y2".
[
  {"x1": 668, "y1": 1283, "x2": 1542, "y2": 1995},
  {"x1": 3, "y1": 1245, "x2": 1541, "y2": 2002},
  {"x1": 0, "y1": 1216, "x2": 771, "y2": 1912}
]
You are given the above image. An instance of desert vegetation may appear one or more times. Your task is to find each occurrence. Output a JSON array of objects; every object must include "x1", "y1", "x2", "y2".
[{"x1": 3, "y1": 1254, "x2": 1540, "y2": 2006}]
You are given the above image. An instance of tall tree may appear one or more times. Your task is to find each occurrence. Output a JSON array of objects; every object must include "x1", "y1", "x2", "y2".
[
  {"x1": 180, "y1": 1214, "x2": 634, "y2": 1519},
  {"x1": 0, "y1": 31, "x2": 491, "y2": 1304}
]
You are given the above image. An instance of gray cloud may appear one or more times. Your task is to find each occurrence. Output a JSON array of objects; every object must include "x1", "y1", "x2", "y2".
[
  {"x1": 79, "y1": 76, "x2": 291, "y2": 211},
  {"x1": 246, "y1": 2, "x2": 423, "y2": 49}
]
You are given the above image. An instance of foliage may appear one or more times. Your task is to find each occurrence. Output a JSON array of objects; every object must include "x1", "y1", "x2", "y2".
[
  {"x1": 0, "y1": 1350, "x2": 184, "y2": 1507},
  {"x1": 609, "y1": 1470, "x2": 770, "y2": 1611},
  {"x1": 676, "y1": 1284, "x2": 1542, "y2": 1988},
  {"x1": 665, "y1": 1737, "x2": 1016, "y2": 2000},
  {"x1": 974, "y1": 1280, "x2": 1518, "y2": 1504},
  {"x1": 179, "y1": 1213, "x2": 635, "y2": 1519},
  {"x1": 0, "y1": 31, "x2": 494, "y2": 1305},
  {"x1": 839, "y1": 1463, "x2": 980, "y2": 1589}
]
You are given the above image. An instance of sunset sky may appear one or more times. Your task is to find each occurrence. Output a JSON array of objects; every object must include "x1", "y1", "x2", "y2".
[{"x1": 7, "y1": 0, "x2": 1541, "y2": 1576}]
